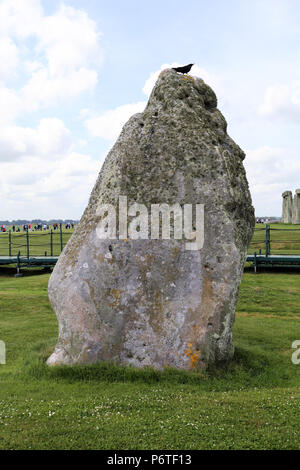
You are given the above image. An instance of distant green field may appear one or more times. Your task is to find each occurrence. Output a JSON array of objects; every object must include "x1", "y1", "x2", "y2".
[
  {"x1": 0, "y1": 229, "x2": 74, "y2": 257},
  {"x1": 249, "y1": 223, "x2": 300, "y2": 255},
  {"x1": 0, "y1": 267, "x2": 300, "y2": 449},
  {"x1": 1, "y1": 223, "x2": 300, "y2": 258}
]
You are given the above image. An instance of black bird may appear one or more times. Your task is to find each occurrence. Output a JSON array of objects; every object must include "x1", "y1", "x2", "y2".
[{"x1": 172, "y1": 63, "x2": 194, "y2": 74}]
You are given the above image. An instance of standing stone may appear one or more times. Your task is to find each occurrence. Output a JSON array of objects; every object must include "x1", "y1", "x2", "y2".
[
  {"x1": 47, "y1": 69, "x2": 254, "y2": 370},
  {"x1": 282, "y1": 191, "x2": 293, "y2": 223},
  {"x1": 292, "y1": 189, "x2": 300, "y2": 224}
]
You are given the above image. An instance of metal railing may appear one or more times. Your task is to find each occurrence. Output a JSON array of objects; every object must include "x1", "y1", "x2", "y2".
[
  {"x1": 0, "y1": 226, "x2": 73, "y2": 258},
  {"x1": 249, "y1": 224, "x2": 300, "y2": 256}
]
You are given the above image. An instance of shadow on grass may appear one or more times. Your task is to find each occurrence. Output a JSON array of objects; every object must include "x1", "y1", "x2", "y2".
[
  {"x1": 18, "y1": 339, "x2": 286, "y2": 392},
  {"x1": 0, "y1": 266, "x2": 52, "y2": 277},
  {"x1": 244, "y1": 265, "x2": 300, "y2": 275}
]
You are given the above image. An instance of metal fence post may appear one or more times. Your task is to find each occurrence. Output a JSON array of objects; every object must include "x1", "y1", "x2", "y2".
[
  {"x1": 15, "y1": 251, "x2": 23, "y2": 277},
  {"x1": 254, "y1": 251, "x2": 257, "y2": 273},
  {"x1": 60, "y1": 224, "x2": 63, "y2": 253},
  {"x1": 266, "y1": 224, "x2": 271, "y2": 257},
  {"x1": 50, "y1": 229, "x2": 53, "y2": 257},
  {"x1": 26, "y1": 228, "x2": 30, "y2": 259},
  {"x1": 9, "y1": 230, "x2": 12, "y2": 257}
]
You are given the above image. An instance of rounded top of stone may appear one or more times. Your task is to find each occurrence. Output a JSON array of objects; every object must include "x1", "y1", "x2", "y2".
[
  {"x1": 282, "y1": 191, "x2": 292, "y2": 197},
  {"x1": 147, "y1": 68, "x2": 218, "y2": 112},
  {"x1": 295, "y1": 189, "x2": 300, "y2": 194}
]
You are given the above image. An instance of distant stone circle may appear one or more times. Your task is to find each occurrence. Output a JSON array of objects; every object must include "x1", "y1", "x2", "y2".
[{"x1": 282, "y1": 190, "x2": 300, "y2": 224}]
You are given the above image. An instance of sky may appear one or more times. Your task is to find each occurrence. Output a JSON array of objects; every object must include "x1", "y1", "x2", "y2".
[{"x1": 1, "y1": 0, "x2": 300, "y2": 220}]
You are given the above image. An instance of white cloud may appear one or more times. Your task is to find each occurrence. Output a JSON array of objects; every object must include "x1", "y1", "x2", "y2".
[
  {"x1": 1, "y1": 151, "x2": 98, "y2": 188},
  {"x1": 79, "y1": 108, "x2": 91, "y2": 119},
  {"x1": 0, "y1": 0, "x2": 102, "y2": 115},
  {"x1": 0, "y1": 116, "x2": 100, "y2": 216},
  {"x1": 0, "y1": 1, "x2": 103, "y2": 219},
  {"x1": 23, "y1": 60, "x2": 43, "y2": 74},
  {"x1": 245, "y1": 145, "x2": 300, "y2": 215},
  {"x1": 259, "y1": 81, "x2": 300, "y2": 120},
  {"x1": 0, "y1": 141, "x2": 100, "y2": 219},
  {"x1": 38, "y1": 4, "x2": 103, "y2": 77},
  {"x1": 0, "y1": 0, "x2": 43, "y2": 38},
  {"x1": 0, "y1": 84, "x2": 21, "y2": 125},
  {"x1": 0, "y1": 36, "x2": 19, "y2": 80},
  {"x1": 85, "y1": 101, "x2": 146, "y2": 140},
  {"x1": 21, "y1": 67, "x2": 98, "y2": 112},
  {"x1": 0, "y1": 118, "x2": 72, "y2": 161},
  {"x1": 0, "y1": 153, "x2": 99, "y2": 219}
]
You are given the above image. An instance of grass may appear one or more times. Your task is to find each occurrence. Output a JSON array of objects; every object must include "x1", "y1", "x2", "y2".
[
  {"x1": 0, "y1": 265, "x2": 300, "y2": 449},
  {"x1": 0, "y1": 229, "x2": 73, "y2": 257},
  {"x1": 249, "y1": 223, "x2": 300, "y2": 254}
]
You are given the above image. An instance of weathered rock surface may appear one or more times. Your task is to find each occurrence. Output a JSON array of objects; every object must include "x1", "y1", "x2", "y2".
[
  {"x1": 293, "y1": 189, "x2": 300, "y2": 224},
  {"x1": 47, "y1": 69, "x2": 254, "y2": 370},
  {"x1": 283, "y1": 189, "x2": 300, "y2": 224},
  {"x1": 282, "y1": 191, "x2": 293, "y2": 223}
]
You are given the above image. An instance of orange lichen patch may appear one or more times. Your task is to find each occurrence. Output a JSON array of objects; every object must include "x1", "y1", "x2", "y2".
[
  {"x1": 172, "y1": 246, "x2": 181, "y2": 257},
  {"x1": 154, "y1": 290, "x2": 161, "y2": 302},
  {"x1": 183, "y1": 75, "x2": 195, "y2": 82},
  {"x1": 190, "y1": 351, "x2": 200, "y2": 368},
  {"x1": 184, "y1": 342, "x2": 200, "y2": 368},
  {"x1": 184, "y1": 342, "x2": 193, "y2": 357},
  {"x1": 95, "y1": 253, "x2": 105, "y2": 263},
  {"x1": 109, "y1": 288, "x2": 123, "y2": 308},
  {"x1": 112, "y1": 288, "x2": 122, "y2": 299}
]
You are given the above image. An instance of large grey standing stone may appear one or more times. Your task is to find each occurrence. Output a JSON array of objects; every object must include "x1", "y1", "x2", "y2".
[
  {"x1": 292, "y1": 189, "x2": 300, "y2": 224},
  {"x1": 282, "y1": 191, "x2": 293, "y2": 223},
  {"x1": 47, "y1": 69, "x2": 254, "y2": 370}
]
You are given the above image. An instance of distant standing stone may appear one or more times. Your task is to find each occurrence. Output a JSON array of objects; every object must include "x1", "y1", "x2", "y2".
[
  {"x1": 282, "y1": 191, "x2": 293, "y2": 224},
  {"x1": 47, "y1": 69, "x2": 254, "y2": 370},
  {"x1": 282, "y1": 189, "x2": 300, "y2": 224}
]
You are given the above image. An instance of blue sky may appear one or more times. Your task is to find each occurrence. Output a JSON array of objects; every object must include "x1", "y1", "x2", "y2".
[{"x1": 1, "y1": 0, "x2": 300, "y2": 219}]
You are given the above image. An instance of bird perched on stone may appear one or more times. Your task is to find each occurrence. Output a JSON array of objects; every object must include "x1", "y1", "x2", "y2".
[{"x1": 172, "y1": 64, "x2": 194, "y2": 74}]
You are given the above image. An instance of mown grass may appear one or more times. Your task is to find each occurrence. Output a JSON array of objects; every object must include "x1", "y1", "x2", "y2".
[
  {"x1": 249, "y1": 223, "x2": 300, "y2": 254},
  {"x1": 0, "y1": 229, "x2": 73, "y2": 257},
  {"x1": 0, "y1": 265, "x2": 300, "y2": 449}
]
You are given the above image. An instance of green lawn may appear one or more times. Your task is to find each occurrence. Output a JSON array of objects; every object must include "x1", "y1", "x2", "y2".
[
  {"x1": 0, "y1": 230, "x2": 73, "y2": 257},
  {"x1": 249, "y1": 223, "x2": 300, "y2": 255},
  {"x1": 0, "y1": 267, "x2": 300, "y2": 449}
]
